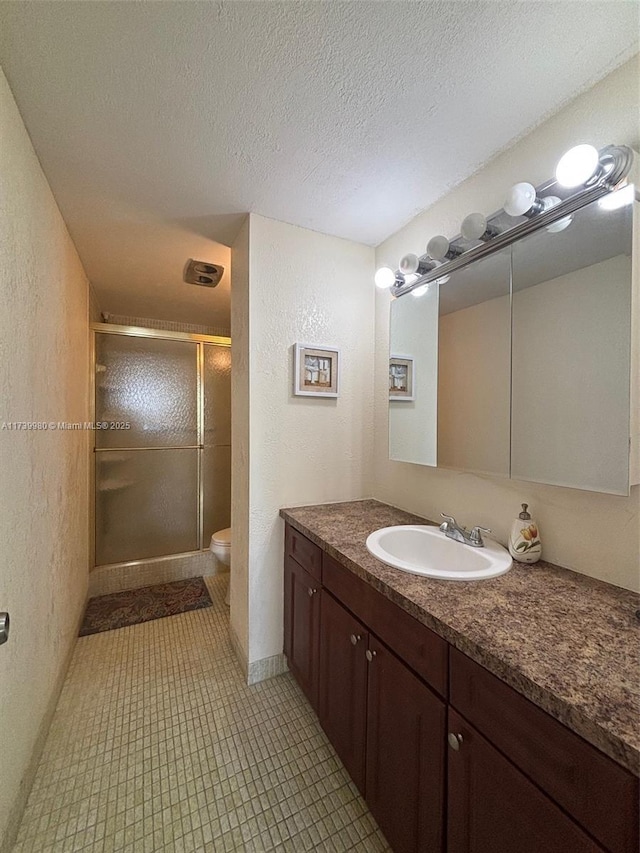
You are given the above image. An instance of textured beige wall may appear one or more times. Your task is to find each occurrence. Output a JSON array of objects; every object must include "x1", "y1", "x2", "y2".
[
  {"x1": 374, "y1": 57, "x2": 640, "y2": 591},
  {"x1": 0, "y1": 68, "x2": 90, "y2": 847},
  {"x1": 230, "y1": 217, "x2": 250, "y2": 661},
  {"x1": 88, "y1": 285, "x2": 102, "y2": 323},
  {"x1": 245, "y1": 214, "x2": 375, "y2": 664}
]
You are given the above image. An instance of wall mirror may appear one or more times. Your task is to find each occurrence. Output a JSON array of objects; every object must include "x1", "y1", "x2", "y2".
[
  {"x1": 511, "y1": 192, "x2": 633, "y2": 494},
  {"x1": 437, "y1": 249, "x2": 511, "y2": 477},
  {"x1": 389, "y1": 189, "x2": 637, "y2": 495},
  {"x1": 389, "y1": 281, "x2": 438, "y2": 466}
]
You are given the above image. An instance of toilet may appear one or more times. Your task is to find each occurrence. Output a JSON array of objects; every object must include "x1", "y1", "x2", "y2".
[{"x1": 210, "y1": 527, "x2": 231, "y2": 605}]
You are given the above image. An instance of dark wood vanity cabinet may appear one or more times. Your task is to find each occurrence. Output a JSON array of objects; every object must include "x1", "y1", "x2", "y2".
[
  {"x1": 317, "y1": 590, "x2": 446, "y2": 853},
  {"x1": 449, "y1": 648, "x2": 639, "y2": 853},
  {"x1": 447, "y1": 708, "x2": 604, "y2": 853},
  {"x1": 317, "y1": 590, "x2": 369, "y2": 793},
  {"x1": 283, "y1": 555, "x2": 320, "y2": 708},
  {"x1": 365, "y1": 635, "x2": 445, "y2": 853},
  {"x1": 284, "y1": 527, "x2": 446, "y2": 853},
  {"x1": 283, "y1": 526, "x2": 322, "y2": 709},
  {"x1": 283, "y1": 524, "x2": 639, "y2": 853}
]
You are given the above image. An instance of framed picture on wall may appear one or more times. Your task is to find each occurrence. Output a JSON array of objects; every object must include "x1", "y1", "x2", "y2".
[
  {"x1": 389, "y1": 355, "x2": 415, "y2": 401},
  {"x1": 293, "y1": 344, "x2": 340, "y2": 397}
]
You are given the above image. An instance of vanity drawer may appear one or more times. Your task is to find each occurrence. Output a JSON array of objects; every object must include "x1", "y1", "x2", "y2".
[
  {"x1": 449, "y1": 647, "x2": 639, "y2": 853},
  {"x1": 368, "y1": 582, "x2": 448, "y2": 699},
  {"x1": 285, "y1": 524, "x2": 322, "y2": 580},
  {"x1": 322, "y1": 552, "x2": 371, "y2": 622},
  {"x1": 323, "y1": 552, "x2": 448, "y2": 698}
]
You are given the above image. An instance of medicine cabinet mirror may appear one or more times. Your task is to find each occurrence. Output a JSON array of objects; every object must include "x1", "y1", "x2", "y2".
[{"x1": 388, "y1": 189, "x2": 637, "y2": 495}]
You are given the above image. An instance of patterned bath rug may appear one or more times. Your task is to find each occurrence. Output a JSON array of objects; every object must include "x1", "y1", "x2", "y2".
[{"x1": 79, "y1": 577, "x2": 213, "y2": 636}]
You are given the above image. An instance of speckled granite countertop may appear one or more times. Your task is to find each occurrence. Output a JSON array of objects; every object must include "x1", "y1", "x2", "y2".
[{"x1": 280, "y1": 499, "x2": 640, "y2": 776}]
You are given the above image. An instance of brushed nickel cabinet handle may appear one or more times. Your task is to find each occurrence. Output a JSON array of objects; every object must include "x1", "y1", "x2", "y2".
[
  {"x1": 307, "y1": 587, "x2": 317, "y2": 597},
  {"x1": 350, "y1": 634, "x2": 361, "y2": 645},
  {"x1": 365, "y1": 649, "x2": 376, "y2": 662},
  {"x1": 0, "y1": 612, "x2": 9, "y2": 646},
  {"x1": 448, "y1": 732, "x2": 464, "y2": 750}
]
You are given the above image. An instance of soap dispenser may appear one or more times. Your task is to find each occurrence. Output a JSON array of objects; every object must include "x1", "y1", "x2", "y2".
[{"x1": 509, "y1": 504, "x2": 542, "y2": 564}]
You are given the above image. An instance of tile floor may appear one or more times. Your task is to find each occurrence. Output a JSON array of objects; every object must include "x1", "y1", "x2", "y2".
[{"x1": 13, "y1": 576, "x2": 390, "y2": 852}]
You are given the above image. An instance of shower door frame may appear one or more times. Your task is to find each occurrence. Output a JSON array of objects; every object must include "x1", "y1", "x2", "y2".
[{"x1": 89, "y1": 322, "x2": 231, "y2": 570}]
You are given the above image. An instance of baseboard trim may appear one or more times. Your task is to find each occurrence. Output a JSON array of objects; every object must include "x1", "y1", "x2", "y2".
[
  {"x1": 228, "y1": 622, "x2": 248, "y2": 679},
  {"x1": 1, "y1": 593, "x2": 87, "y2": 853},
  {"x1": 247, "y1": 653, "x2": 288, "y2": 685},
  {"x1": 228, "y1": 625, "x2": 288, "y2": 685}
]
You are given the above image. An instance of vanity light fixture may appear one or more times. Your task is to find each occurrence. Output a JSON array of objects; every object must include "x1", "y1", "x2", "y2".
[
  {"x1": 504, "y1": 182, "x2": 546, "y2": 218},
  {"x1": 411, "y1": 283, "x2": 430, "y2": 298},
  {"x1": 555, "y1": 144, "x2": 600, "y2": 188},
  {"x1": 426, "y1": 235, "x2": 462, "y2": 262},
  {"x1": 545, "y1": 216, "x2": 572, "y2": 234},
  {"x1": 525, "y1": 194, "x2": 572, "y2": 232},
  {"x1": 410, "y1": 274, "x2": 450, "y2": 298},
  {"x1": 399, "y1": 253, "x2": 435, "y2": 276},
  {"x1": 554, "y1": 143, "x2": 635, "y2": 190},
  {"x1": 460, "y1": 213, "x2": 499, "y2": 242},
  {"x1": 375, "y1": 266, "x2": 401, "y2": 289},
  {"x1": 389, "y1": 143, "x2": 634, "y2": 298},
  {"x1": 505, "y1": 184, "x2": 567, "y2": 222}
]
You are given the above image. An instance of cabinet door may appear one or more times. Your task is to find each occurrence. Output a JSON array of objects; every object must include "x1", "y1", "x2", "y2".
[
  {"x1": 318, "y1": 591, "x2": 369, "y2": 793},
  {"x1": 447, "y1": 709, "x2": 604, "y2": 853},
  {"x1": 366, "y1": 637, "x2": 446, "y2": 853},
  {"x1": 450, "y1": 647, "x2": 638, "y2": 853},
  {"x1": 284, "y1": 555, "x2": 320, "y2": 709}
]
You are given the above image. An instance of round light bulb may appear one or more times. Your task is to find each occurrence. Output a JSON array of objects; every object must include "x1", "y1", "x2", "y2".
[
  {"x1": 538, "y1": 196, "x2": 570, "y2": 232},
  {"x1": 461, "y1": 212, "x2": 489, "y2": 241},
  {"x1": 411, "y1": 283, "x2": 430, "y2": 299},
  {"x1": 546, "y1": 215, "x2": 573, "y2": 234},
  {"x1": 541, "y1": 195, "x2": 561, "y2": 211},
  {"x1": 399, "y1": 253, "x2": 420, "y2": 275},
  {"x1": 374, "y1": 266, "x2": 396, "y2": 289},
  {"x1": 426, "y1": 235, "x2": 450, "y2": 261},
  {"x1": 504, "y1": 182, "x2": 538, "y2": 217},
  {"x1": 555, "y1": 144, "x2": 599, "y2": 188}
]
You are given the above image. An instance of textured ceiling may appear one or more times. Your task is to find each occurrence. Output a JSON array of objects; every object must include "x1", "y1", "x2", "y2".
[{"x1": 0, "y1": 1, "x2": 637, "y2": 324}]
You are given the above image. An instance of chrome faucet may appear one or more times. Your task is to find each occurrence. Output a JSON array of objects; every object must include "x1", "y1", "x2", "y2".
[{"x1": 439, "y1": 513, "x2": 491, "y2": 548}]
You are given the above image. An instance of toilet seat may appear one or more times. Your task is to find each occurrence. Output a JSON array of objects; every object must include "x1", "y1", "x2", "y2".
[{"x1": 211, "y1": 527, "x2": 231, "y2": 547}]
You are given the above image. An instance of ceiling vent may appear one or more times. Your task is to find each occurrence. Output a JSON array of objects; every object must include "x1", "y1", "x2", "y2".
[{"x1": 183, "y1": 259, "x2": 224, "y2": 288}]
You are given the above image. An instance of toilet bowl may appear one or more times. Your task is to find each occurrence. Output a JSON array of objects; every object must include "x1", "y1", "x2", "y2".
[
  {"x1": 210, "y1": 527, "x2": 231, "y2": 566},
  {"x1": 210, "y1": 528, "x2": 231, "y2": 604}
]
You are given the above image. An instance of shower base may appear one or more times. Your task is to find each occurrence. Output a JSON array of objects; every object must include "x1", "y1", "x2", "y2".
[{"x1": 89, "y1": 549, "x2": 226, "y2": 597}]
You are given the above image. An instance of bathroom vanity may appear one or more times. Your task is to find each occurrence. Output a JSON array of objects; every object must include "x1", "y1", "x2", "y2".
[{"x1": 281, "y1": 500, "x2": 639, "y2": 853}]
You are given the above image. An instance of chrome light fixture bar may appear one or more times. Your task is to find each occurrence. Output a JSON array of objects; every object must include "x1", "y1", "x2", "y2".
[{"x1": 392, "y1": 144, "x2": 634, "y2": 298}]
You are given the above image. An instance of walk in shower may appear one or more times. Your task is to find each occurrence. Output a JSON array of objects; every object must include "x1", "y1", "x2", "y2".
[{"x1": 91, "y1": 324, "x2": 231, "y2": 569}]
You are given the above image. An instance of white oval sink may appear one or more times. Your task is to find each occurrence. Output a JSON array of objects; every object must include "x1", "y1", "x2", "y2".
[{"x1": 366, "y1": 525, "x2": 512, "y2": 581}]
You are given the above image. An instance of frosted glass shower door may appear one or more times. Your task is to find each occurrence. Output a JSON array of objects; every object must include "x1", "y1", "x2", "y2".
[
  {"x1": 95, "y1": 449, "x2": 199, "y2": 564},
  {"x1": 95, "y1": 333, "x2": 199, "y2": 565}
]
